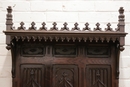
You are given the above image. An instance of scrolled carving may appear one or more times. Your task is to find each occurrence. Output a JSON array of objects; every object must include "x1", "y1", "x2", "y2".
[
  {"x1": 6, "y1": 44, "x2": 11, "y2": 50},
  {"x1": 39, "y1": 22, "x2": 47, "y2": 30},
  {"x1": 50, "y1": 22, "x2": 58, "y2": 31},
  {"x1": 17, "y1": 22, "x2": 25, "y2": 30},
  {"x1": 83, "y1": 22, "x2": 91, "y2": 31},
  {"x1": 94, "y1": 23, "x2": 102, "y2": 31},
  {"x1": 61, "y1": 22, "x2": 69, "y2": 31},
  {"x1": 72, "y1": 22, "x2": 80, "y2": 31},
  {"x1": 120, "y1": 46, "x2": 125, "y2": 51},
  {"x1": 29, "y1": 22, "x2": 36, "y2": 30}
]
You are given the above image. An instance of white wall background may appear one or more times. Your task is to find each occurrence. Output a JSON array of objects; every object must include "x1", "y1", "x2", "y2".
[{"x1": 0, "y1": 0, "x2": 130, "y2": 87}]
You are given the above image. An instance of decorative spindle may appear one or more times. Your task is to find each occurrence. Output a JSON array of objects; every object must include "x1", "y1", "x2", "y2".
[
  {"x1": 61, "y1": 22, "x2": 69, "y2": 31},
  {"x1": 50, "y1": 22, "x2": 58, "y2": 31},
  {"x1": 39, "y1": 22, "x2": 47, "y2": 30},
  {"x1": 29, "y1": 22, "x2": 36, "y2": 30},
  {"x1": 83, "y1": 22, "x2": 91, "y2": 31},
  {"x1": 17, "y1": 22, "x2": 25, "y2": 30},
  {"x1": 94, "y1": 23, "x2": 102, "y2": 31},
  {"x1": 118, "y1": 7, "x2": 125, "y2": 32},
  {"x1": 72, "y1": 22, "x2": 80, "y2": 31},
  {"x1": 6, "y1": 6, "x2": 13, "y2": 30},
  {"x1": 105, "y1": 23, "x2": 113, "y2": 31}
]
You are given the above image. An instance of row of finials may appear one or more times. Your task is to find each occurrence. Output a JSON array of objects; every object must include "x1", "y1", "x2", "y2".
[{"x1": 13, "y1": 22, "x2": 119, "y2": 31}]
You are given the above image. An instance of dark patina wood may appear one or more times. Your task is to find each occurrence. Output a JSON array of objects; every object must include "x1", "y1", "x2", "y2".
[{"x1": 3, "y1": 6, "x2": 127, "y2": 87}]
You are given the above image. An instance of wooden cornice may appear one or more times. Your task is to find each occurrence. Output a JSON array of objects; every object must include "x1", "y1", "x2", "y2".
[{"x1": 3, "y1": 6, "x2": 127, "y2": 51}]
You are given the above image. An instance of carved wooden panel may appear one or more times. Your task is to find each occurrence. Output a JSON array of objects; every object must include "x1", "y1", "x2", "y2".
[
  {"x1": 21, "y1": 44, "x2": 45, "y2": 56},
  {"x1": 86, "y1": 65, "x2": 111, "y2": 87},
  {"x1": 53, "y1": 45, "x2": 77, "y2": 57},
  {"x1": 86, "y1": 46, "x2": 110, "y2": 58},
  {"x1": 20, "y1": 64, "x2": 45, "y2": 87},
  {"x1": 52, "y1": 65, "x2": 78, "y2": 87}
]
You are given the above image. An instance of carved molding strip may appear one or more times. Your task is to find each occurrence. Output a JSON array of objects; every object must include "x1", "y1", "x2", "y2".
[{"x1": 11, "y1": 35, "x2": 120, "y2": 43}]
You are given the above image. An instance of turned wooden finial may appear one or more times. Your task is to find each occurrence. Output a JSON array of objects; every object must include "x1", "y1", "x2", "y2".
[
  {"x1": 118, "y1": 7, "x2": 125, "y2": 32},
  {"x1": 6, "y1": 6, "x2": 13, "y2": 30}
]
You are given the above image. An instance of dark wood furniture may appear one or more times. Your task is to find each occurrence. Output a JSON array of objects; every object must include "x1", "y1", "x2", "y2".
[{"x1": 4, "y1": 6, "x2": 127, "y2": 87}]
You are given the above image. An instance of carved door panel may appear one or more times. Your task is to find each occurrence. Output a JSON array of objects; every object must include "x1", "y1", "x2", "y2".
[
  {"x1": 52, "y1": 65, "x2": 78, "y2": 87},
  {"x1": 20, "y1": 64, "x2": 45, "y2": 87},
  {"x1": 86, "y1": 65, "x2": 111, "y2": 87}
]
